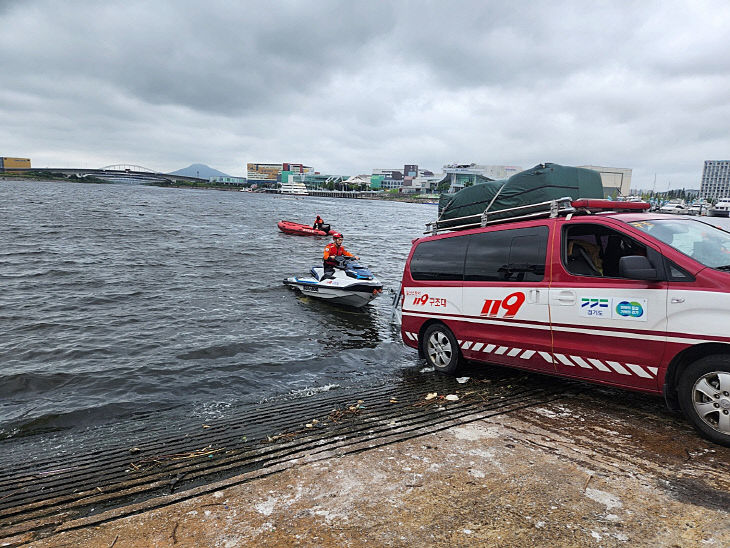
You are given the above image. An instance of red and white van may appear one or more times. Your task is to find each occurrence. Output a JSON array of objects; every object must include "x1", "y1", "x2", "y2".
[{"x1": 400, "y1": 199, "x2": 730, "y2": 446}]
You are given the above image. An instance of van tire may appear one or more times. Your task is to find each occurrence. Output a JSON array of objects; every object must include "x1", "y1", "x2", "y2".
[
  {"x1": 421, "y1": 324, "x2": 461, "y2": 374},
  {"x1": 678, "y1": 355, "x2": 730, "y2": 447}
]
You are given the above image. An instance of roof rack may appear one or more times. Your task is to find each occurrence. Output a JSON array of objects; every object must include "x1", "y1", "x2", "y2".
[{"x1": 425, "y1": 198, "x2": 650, "y2": 235}]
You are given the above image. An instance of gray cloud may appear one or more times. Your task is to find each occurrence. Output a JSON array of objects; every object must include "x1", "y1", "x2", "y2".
[{"x1": 1, "y1": 0, "x2": 729, "y2": 189}]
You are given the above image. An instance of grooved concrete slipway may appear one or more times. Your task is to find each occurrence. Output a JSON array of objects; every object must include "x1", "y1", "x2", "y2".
[{"x1": 2, "y1": 367, "x2": 729, "y2": 547}]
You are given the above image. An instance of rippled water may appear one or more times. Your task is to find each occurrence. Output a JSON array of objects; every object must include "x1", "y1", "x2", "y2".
[{"x1": 0, "y1": 180, "x2": 436, "y2": 443}]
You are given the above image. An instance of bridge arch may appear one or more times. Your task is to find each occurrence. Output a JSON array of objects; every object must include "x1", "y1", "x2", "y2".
[{"x1": 100, "y1": 164, "x2": 160, "y2": 173}]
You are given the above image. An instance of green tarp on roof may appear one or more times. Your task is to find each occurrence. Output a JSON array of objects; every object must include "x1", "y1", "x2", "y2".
[{"x1": 437, "y1": 163, "x2": 604, "y2": 228}]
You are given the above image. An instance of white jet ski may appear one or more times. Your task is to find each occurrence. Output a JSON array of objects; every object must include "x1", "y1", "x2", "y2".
[{"x1": 284, "y1": 256, "x2": 383, "y2": 308}]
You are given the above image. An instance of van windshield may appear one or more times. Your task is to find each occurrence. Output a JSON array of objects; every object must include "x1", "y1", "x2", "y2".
[{"x1": 629, "y1": 219, "x2": 730, "y2": 270}]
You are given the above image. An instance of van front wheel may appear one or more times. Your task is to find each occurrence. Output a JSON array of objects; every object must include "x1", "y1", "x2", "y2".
[
  {"x1": 421, "y1": 324, "x2": 461, "y2": 374},
  {"x1": 678, "y1": 355, "x2": 730, "y2": 447}
]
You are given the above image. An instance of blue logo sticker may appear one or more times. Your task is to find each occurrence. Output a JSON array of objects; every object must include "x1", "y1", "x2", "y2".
[
  {"x1": 616, "y1": 301, "x2": 644, "y2": 318},
  {"x1": 581, "y1": 298, "x2": 609, "y2": 308}
]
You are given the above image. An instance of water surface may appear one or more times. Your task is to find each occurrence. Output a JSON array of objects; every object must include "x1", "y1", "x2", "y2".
[{"x1": 0, "y1": 180, "x2": 435, "y2": 452}]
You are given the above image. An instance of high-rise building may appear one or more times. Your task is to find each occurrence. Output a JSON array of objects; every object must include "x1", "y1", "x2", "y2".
[{"x1": 700, "y1": 161, "x2": 730, "y2": 201}]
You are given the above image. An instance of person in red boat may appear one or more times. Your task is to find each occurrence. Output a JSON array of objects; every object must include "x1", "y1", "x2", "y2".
[
  {"x1": 312, "y1": 215, "x2": 330, "y2": 234},
  {"x1": 323, "y1": 232, "x2": 359, "y2": 275}
]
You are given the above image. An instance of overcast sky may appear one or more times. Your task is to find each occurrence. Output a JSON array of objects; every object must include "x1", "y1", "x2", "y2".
[{"x1": 2, "y1": 0, "x2": 729, "y2": 190}]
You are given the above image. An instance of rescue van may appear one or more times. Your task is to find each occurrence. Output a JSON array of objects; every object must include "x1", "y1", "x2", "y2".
[{"x1": 400, "y1": 198, "x2": 730, "y2": 446}]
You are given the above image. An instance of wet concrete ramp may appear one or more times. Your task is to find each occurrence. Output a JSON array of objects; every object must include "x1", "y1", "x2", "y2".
[
  {"x1": 4, "y1": 366, "x2": 730, "y2": 545},
  {"x1": 1, "y1": 368, "x2": 567, "y2": 542}
]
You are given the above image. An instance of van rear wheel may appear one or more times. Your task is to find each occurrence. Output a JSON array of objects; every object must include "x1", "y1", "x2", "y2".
[
  {"x1": 678, "y1": 355, "x2": 730, "y2": 447},
  {"x1": 421, "y1": 324, "x2": 461, "y2": 374}
]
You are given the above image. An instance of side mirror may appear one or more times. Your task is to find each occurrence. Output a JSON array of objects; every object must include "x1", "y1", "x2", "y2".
[{"x1": 619, "y1": 255, "x2": 658, "y2": 281}]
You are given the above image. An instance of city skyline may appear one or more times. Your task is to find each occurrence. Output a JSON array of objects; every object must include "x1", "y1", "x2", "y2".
[{"x1": 3, "y1": 1, "x2": 730, "y2": 191}]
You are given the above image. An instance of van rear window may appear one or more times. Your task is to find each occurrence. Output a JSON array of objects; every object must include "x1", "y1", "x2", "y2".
[
  {"x1": 409, "y1": 236, "x2": 468, "y2": 280},
  {"x1": 409, "y1": 226, "x2": 548, "y2": 282},
  {"x1": 465, "y1": 227, "x2": 548, "y2": 282}
]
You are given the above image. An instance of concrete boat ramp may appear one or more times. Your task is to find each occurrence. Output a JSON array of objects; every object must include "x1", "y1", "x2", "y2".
[{"x1": 2, "y1": 365, "x2": 728, "y2": 547}]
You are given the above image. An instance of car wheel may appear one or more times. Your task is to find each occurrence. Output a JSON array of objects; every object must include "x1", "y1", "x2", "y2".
[
  {"x1": 421, "y1": 323, "x2": 461, "y2": 374},
  {"x1": 678, "y1": 355, "x2": 730, "y2": 447}
]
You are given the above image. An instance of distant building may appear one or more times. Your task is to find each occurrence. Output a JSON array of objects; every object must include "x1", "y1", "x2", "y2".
[
  {"x1": 343, "y1": 175, "x2": 371, "y2": 189},
  {"x1": 209, "y1": 176, "x2": 246, "y2": 186},
  {"x1": 301, "y1": 173, "x2": 346, "y2": 188},
  {"x1": 0, "y1": 157, "x2": 31, "y2": 169},
  {"x1": 700, "y1": 160, "x2": 730, "y2": 201},
  {"x1": 372, "y1": 168, "x2": 404, "y2": 190},
  {"x1": 246, "y1": 162, "x2": 313, "y2": 185},
  {"x1": 443, "y1": 164, "x2": 522, "y2": 193},
  {"x1": 578, "y1": 165, "x2": 632, "y2": 197}
]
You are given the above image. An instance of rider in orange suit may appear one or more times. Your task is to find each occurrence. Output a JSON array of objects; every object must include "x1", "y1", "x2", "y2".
[{"x1": 323, "y1": 232, "x2": 359, "y2": 274}]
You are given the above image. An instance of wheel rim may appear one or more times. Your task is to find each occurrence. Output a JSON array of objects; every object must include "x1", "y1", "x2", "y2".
[
  {"x1": 426, "y1": 330, "x2": 453, "y2": 368},
  {"x1": 691, "y1": 371, "x2": 730, "y2": 435}
]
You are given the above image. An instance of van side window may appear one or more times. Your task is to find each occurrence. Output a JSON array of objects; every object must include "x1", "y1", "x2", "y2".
[
  {"x1": 464, "y1": 226, "x2": 548, "y2": 282},
  {"x1": 410, "y1": 236, "x2": 469, "y2": 281},
  {"x1": 563, "y1": 224, "x2": 651, "y2": 278}
]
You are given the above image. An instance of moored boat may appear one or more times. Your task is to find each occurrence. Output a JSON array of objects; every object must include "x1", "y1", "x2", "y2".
[
  {"x1": 659, "y1": 199, "x2": 688, "y2": 214},
  {"x1": 709, "y1": 198, "x2": 730, "y2": 217},
  {"x1": 279, "y1": 181, "x2": 309, "y2": 195}
]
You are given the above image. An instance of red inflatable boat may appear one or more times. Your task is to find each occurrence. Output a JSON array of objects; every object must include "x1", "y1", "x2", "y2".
[{"x1": 277, "y1": 220, "x2": 331, "y2": 236}]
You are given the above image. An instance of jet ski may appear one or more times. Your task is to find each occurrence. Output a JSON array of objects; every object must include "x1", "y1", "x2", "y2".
[{"x1": 283, "y1": 256, "x2": 383, "y2": 308}]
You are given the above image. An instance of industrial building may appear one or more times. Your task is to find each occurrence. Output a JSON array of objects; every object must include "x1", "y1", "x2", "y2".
[
  {"x1": 577, "y1": 165, "x2": 632, "y2": 197},
  {"x1": 700, "y1": 160, "x2": 730, "y2": 201},
  {"x1": 0, "y1": 157, "x2": 31, "y2": 169}
]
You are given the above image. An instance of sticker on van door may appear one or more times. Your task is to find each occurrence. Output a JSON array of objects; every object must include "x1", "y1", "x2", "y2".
[
  {"x1": 614, "y1": 299, "x2": 647, "y2": 321},
  {"x1": 580, "y1": 297, "x2": 609, "y2": 318},
  {"x1": 480, "y1": 291, "x2": 525, "y2": 318},
  {"x1": 579, "y1": 297, "x2": 648, "y2": 321}
]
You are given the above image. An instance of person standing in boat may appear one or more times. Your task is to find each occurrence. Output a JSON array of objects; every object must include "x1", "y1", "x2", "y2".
[{"x1": 323, "y1": 232, "x2": 359, "y2": 275}]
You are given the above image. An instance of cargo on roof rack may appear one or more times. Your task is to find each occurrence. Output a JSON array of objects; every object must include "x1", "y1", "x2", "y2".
[
  {"x1": 435, "y1": 163, "x2": 605, "y2": 230},
  {"x1": 425, "y1": 197, "x2": 651, "y2": 234}
]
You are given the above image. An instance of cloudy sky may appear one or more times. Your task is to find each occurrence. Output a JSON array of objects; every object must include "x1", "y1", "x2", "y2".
[{"x1": 2, "y1": 0, "x2": 729, "y2": 190}]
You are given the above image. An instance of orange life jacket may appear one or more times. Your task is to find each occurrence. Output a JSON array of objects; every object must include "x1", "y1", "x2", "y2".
[{"x1": 323, "y1": 242, "x2": 353, "y2": 265}]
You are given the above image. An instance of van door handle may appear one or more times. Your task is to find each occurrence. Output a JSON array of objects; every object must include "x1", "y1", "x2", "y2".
[
  {"x1": 554, "y1": 290, "x2": 576, "y2": 305},
  {"x1": 671, "y1": 297, "x2": 685, "y2": 303}
]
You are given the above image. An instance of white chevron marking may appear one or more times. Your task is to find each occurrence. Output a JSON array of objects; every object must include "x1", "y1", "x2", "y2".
[
  {"x1": 606, "y1": 361, "x2": 631, "y2": 375},
  {"x1": 570, "y1": 356, "x2": 593, "y2": 369},
  {"x1": 625, "y1": 363, "x2": 653, "y2": 378},
  {"x1": 555, "y1": 354, "x2": 575, "y2": 366},
  {"x1": 587, "y1": 358, "x2": 612, "y2": 372}
]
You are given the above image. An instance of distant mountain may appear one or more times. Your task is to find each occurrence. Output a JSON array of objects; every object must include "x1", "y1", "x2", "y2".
[{"x1": 168, "y1": 163, "x2": 232, "y2": 179}]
